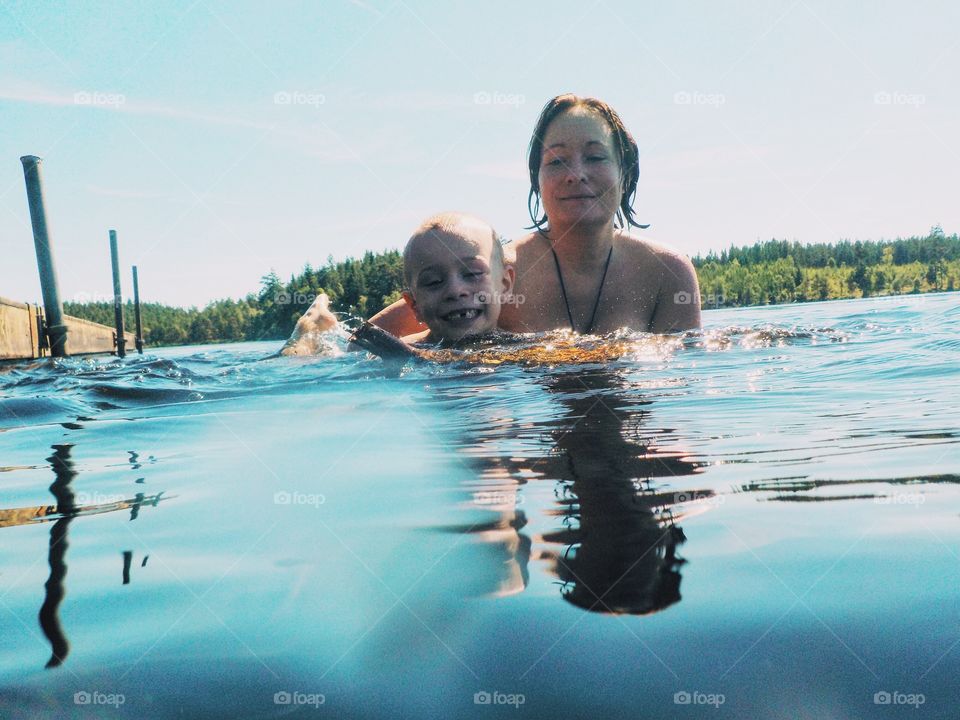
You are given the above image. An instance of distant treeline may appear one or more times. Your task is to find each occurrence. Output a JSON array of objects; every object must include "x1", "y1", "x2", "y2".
[
  {"x1": 63, "y1": 228, "x2": 957, "y2": 347},
  {"x1": 65, "y1": 250, "x2": 404, "y2": 347},
  {"x1": 693, "y1": 226, "x2": 960, "y2": 306}
]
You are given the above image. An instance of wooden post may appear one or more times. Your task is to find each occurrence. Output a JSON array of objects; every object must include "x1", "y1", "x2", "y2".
[
  {"x1": 109, "y1": 230, "x2": 126, "y2": 357},
  {"x1": 132, "y1": 265, "x2": 144, "y2": 353},
  {"x1": 20, "y1": 155, "x2": 68, "y2": 357}
]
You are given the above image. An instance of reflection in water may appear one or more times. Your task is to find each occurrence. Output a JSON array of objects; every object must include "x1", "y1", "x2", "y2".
[
  {"x1": 442, "y1": 368, "x2": 707, "y2": 615},
  {"x1": 739, "y1": 473, "x2": 960, "y2": 502},
  {"x1": 122, "y1": 550, "x2": 133, "y2": 585},
  {"x1": 534, "y1": 370, "x2": 702, "y2": 615},
  {"x1": 39, "y1": 444, "x2": 76, "y2": 669},
  {"x1": 0, "y1": 444, "x2": 169, "y2": 668}
]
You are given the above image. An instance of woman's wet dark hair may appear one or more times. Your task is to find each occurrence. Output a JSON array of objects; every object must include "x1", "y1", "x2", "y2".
[{"x1": 527, "y1": 94, "x2": 648, "y2": 233}]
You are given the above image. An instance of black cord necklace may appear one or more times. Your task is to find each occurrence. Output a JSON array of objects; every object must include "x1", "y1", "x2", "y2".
[{"x1": 550, "y1": 244, "x2": 613, "y2": 334}]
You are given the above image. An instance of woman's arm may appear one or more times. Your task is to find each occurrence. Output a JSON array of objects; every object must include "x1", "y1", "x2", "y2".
[{"x1": 368, "y1": 299, "x2": 428, "y2": 337}]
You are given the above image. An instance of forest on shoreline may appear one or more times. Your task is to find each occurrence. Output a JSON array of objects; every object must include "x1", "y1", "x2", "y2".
[{"x1": 63, "y1": 227, "x2": 960, "y2": 347}]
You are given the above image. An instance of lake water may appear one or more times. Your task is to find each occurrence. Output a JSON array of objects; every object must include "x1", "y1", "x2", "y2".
[{"x1": 1, "y1": 293, "x2": 958, "y2": 719}]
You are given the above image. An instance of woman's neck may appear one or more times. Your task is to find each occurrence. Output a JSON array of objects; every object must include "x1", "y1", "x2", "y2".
[{"x1": 543, "y1": 219, "x2": 616, "y2": 271}]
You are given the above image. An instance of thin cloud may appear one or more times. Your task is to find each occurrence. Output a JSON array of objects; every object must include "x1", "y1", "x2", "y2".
[
  {"x1": 0, "y1": 85, "x2": 274, "y2": 131},
  {"x1": 85, "y1": 184, "x2": 169, "y2": 200},
  {"x1": 464, "y1": 161, "x2": 527, "y2": 181},
  {"x1": 347, "y1": 0, "x2": 385, "y2": 18}
]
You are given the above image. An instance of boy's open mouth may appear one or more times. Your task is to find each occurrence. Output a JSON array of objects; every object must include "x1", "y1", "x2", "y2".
[{"x1": 441, "y1": 308, "x2": 482, "y2": 322}]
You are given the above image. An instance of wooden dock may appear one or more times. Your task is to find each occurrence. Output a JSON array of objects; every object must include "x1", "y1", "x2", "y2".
[
  {"x1": 0, "y1": 296, "x2": 136, "y2": 361},
  {"x1": 3, "y1": 154, "x2": 145, "y2": 362}
]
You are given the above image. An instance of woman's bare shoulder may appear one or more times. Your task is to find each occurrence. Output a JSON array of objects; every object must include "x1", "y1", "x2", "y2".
[
  {"x1": 616, "y1": 230, "x2": 691, "y2": 265},
  {"x1": 505, "y1": 231, "x2": 542, "y2": 262},
  {"x1": 618, "y1": 231, "x2": 698, "y2": 283},
  {"x1": 615, "y1": 231, "x2": 701, "y2": 331}
]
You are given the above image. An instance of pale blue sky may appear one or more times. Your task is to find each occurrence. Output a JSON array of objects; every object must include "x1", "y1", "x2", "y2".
[{"x1": 1, "y1": 0, "x2": 957, "y2": 306}]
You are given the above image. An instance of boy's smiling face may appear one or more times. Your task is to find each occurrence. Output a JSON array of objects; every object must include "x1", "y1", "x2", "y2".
[{"x1": 403, "y1": 222, "x2": 514, "y2": 343}]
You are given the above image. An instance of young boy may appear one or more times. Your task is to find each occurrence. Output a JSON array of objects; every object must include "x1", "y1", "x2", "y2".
[{"x1": 279, "y1": 213, "x2": 514, "y2": 357}]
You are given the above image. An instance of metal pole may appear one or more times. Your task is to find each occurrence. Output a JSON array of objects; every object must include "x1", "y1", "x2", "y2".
[
  {"x1": 132, "y1": 265, "x2": 144, "y2": 354},
  {"x1": 109, "y1": 230, "x2": 126, "y2": 357},
  {"x1": 20, "y1": 155, "x2": 68, "y2": 357}
]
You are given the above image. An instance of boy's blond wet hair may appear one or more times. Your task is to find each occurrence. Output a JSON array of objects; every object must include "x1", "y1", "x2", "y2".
[{"x1": 403, "y1": 212, "x2": 505, "y2": 289}]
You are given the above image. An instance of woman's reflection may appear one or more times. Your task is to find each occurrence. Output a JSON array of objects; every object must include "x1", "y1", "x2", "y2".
[
  {"x1": 440, "y1": 366, "x2": 707, "y2": 615},
  {"x1": 534, "y1": 369, "x2": 700, "y2": 615}
]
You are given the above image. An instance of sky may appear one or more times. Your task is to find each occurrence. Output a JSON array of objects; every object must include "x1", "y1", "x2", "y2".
[{"x1": 1, "y1": 0, "x2": 957, "y2": 307}]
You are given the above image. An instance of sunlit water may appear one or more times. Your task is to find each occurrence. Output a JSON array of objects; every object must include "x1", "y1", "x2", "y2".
[{"x1": 1, "y1": 293, "x2": 958, "y2": 719}]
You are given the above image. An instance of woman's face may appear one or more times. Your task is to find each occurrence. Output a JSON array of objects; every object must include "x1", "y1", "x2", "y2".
[{"x1": 538, "y1": 109, "x2": 623, "y2": 231}]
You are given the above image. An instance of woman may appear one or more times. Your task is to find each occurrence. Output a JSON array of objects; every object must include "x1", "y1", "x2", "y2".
[{"x1": 374, "y1": 93, "x2": 701, "y2": 336}]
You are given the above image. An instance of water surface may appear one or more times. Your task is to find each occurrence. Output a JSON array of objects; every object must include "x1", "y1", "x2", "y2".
[{"x1": 1, "y1": 293, "x2": 958, "y2": 718}]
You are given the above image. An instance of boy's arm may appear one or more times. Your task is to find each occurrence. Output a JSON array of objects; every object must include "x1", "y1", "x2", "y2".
[
  {"x1": 368, "y1": 299, "x2": 428, "y2": 337},
  {"x1": 349, "y1": 321, "x2": 428, "y2": 360},
  {"x1": 275, "y1": 294, "x2": 430, "y2": 360}
]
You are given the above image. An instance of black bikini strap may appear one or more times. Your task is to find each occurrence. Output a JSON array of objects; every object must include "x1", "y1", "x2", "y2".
[{"x1": 550, "y1": 245, "x2": 613, "y2": 334}]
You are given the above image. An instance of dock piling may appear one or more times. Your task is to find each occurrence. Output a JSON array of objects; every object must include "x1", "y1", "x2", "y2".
[
  {"x1": 109, "y1": 230, "x2": 126, "y2": 358},
  {"x1": 20, "y1": 155, "x2": 68, "y2": 357},
  {"x1": 132, "y1": 266, "x2": 144, "y2": 354}
]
